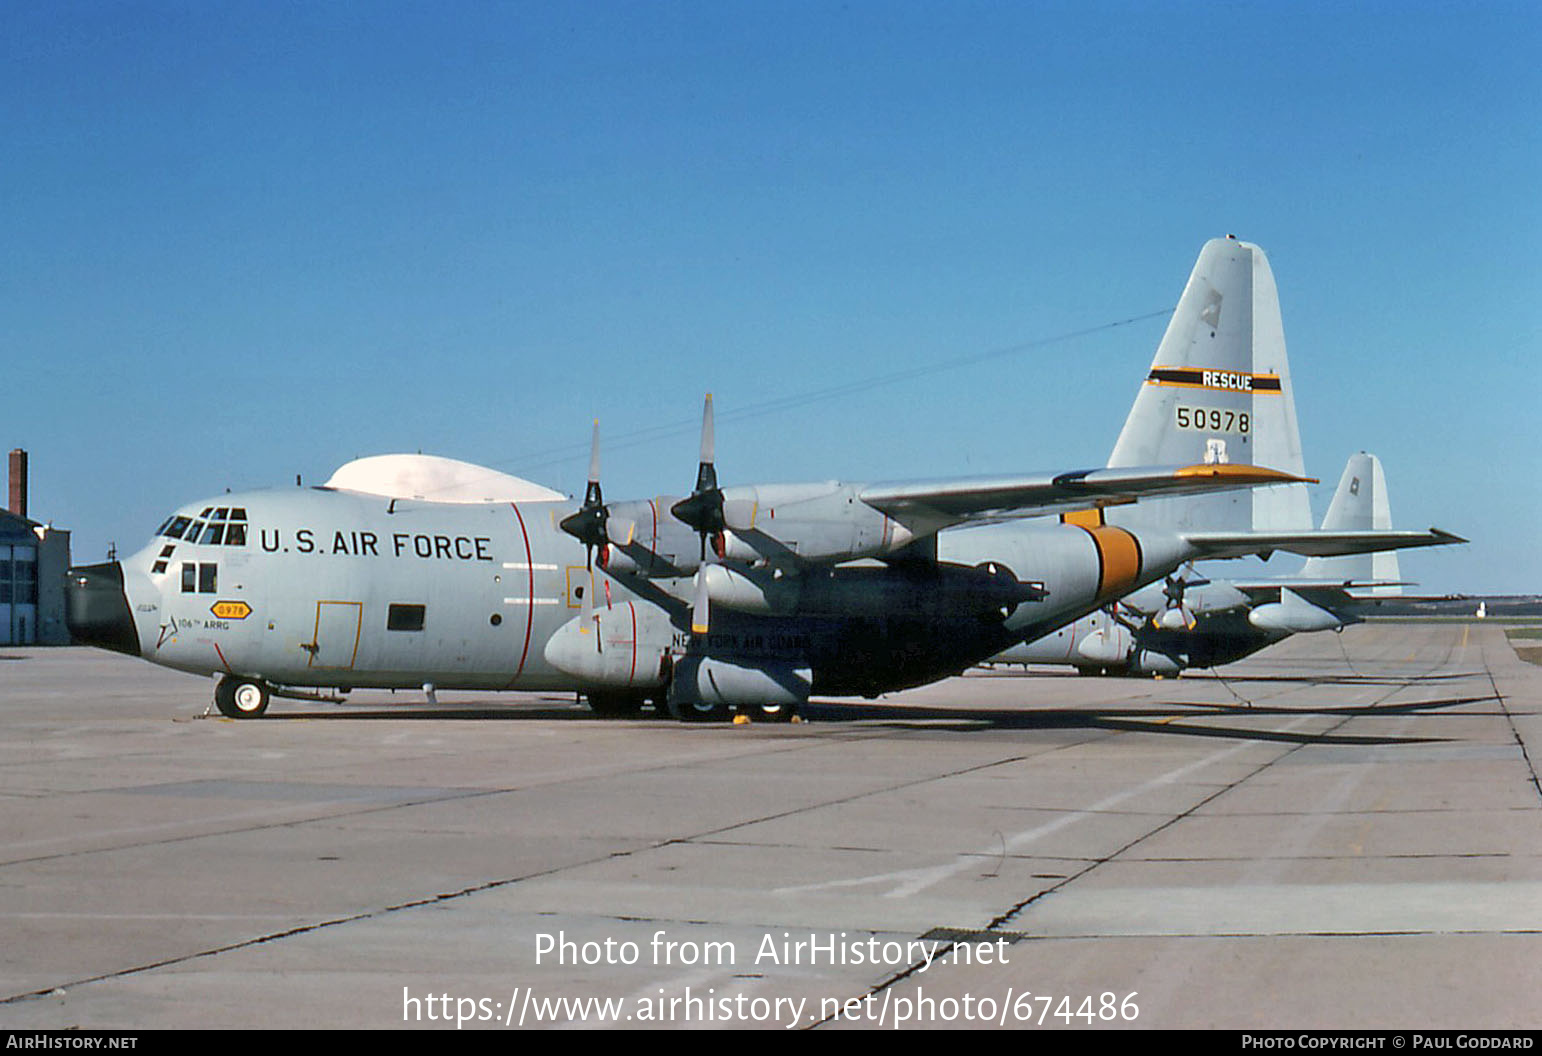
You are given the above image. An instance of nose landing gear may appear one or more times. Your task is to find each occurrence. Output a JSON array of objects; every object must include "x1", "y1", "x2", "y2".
[{"x1": 214, "y1": 675, "x2": 270, "y2": 718}]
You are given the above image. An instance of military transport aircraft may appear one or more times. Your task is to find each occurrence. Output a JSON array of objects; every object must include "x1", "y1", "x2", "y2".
[
  {"x1": 996, "y1": 452, "x2": 1460, "y2": 676},
  {"x1": 65, "y1": 238, "x2": 1456, "y2": 721}
]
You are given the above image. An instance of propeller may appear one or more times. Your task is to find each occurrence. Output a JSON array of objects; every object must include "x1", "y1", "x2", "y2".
[
  {"x1": 669, "y1": 394, "x2": 727, "y2": 561},
  {"x1": 1158, "y1": 570, "x2": 1185, "y2": 607},
  {"x1": 667, "y1": 395, "x2": 730, "y2": 636},
  {"x1": 558, "y1": 420, "x2": 609, "y2": 570},
  {"x1": 1156, "y1": 563, "x2": 1209, "y2": 630}
]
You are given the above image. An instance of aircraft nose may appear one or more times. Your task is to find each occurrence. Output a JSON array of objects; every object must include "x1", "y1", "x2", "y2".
[{"x1": 65, "y1": 561, "x2": 141, "y2": 657}]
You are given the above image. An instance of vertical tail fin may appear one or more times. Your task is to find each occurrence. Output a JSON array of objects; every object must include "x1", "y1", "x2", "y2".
[
  {"x1": 1300, "y1": 452, "x2": 1402, "y2": 593},
  {"x1": 1108, "y1": 237, "x2": 1311, "y2": 534}
]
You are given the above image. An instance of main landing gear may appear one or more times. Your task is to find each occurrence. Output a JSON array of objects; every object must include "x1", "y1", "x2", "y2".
[
  {"x1": 585, "y1": 692, "x2": 798, "y2": 723},
  {"x1": 214, "y1": 675, "x2": 271, "y2": 718},
  {"x1": 585, "y1": 690, "x2": 646, "y2": 717}
]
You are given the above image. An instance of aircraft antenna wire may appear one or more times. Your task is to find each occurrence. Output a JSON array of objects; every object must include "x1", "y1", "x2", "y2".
[{"x1": 493, "y1": 306, "x2": 1175, "y2": 486}]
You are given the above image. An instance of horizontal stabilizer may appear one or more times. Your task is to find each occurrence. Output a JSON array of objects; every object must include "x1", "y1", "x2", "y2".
[
  {"x1": 1183, "y1": 527, "x2": 1465, "y2": 561},
  {"x1": 1232, "y1": 577, "x2": 1415, "y2": 594},
  {"x1": 861, "y1": 463, "x2": 1311, "y2": 530},
  {"x1": 1227, "y1": 579, "x2": 1414, "y2": 611}
]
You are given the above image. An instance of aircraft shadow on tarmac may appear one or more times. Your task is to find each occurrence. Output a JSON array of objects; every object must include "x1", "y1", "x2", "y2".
[
  {"x1": 243, "y1": 698, "x2": 588, "y2": 722},
  {"x1": 790, "y1": 695, "x2": 1493, "y2": 745},
  {"x1": 241, "y1": 692, "x2": 1500, "y2": 747},
  {"x1": 1179, "y1": 671, "x2": 1483, "y2": 686}
]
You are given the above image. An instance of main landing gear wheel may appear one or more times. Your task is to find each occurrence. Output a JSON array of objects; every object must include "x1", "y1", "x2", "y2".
[
  {"x1": 668, "y1": 696, "x2": 731, "y2": 722},
  {"x1": 586, "y1": 691, "x2": 645, "y2": 717},
  {"x1": 749, "y1": 701, "x2": 798, "y2": 723},
  {"x1": 215, "y1": 675, "x2": 270, "y2": 719}
]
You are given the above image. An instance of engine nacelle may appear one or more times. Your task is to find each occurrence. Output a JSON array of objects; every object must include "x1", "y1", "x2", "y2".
[
  {"x1": 600, "y1": 484, "x2": 923, "y2": 576},
  {"x1": 1247, "y1": 589, "x2": 1343, "y2": 634},
  {"x1": 1075, "y1": 623, "x2": 1135, "y2": 665},
  {"x1": 1189, "y1": 581, "x2": 1252, "y2": 614},
  {"x1": 598, "y1": 499, "x2": 698, "y2": 576},
  {"x1": 714, "y1": 482, "x2": 917, "y2": 565},
  {"x1": 1128, "y1": 649, "x2": 1183, "y2": 676}
]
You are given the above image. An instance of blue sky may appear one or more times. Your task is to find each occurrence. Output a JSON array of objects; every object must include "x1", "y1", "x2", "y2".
[{"x1": 5, "y1": 1, "x2": 1538, "y2": 593}]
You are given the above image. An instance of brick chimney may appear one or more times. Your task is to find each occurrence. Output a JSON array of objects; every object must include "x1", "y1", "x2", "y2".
[{"x1": 8, "y1": 448, "x2": 27, "y2": 519}]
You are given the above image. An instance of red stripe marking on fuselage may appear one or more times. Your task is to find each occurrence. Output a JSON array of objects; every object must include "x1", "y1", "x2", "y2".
[
  {"x1": 629, "y1": 601, "x2": 637, "y2": 685},
  {"x1": 507, "y1": 502, "x2": 535, "y2": 687}
]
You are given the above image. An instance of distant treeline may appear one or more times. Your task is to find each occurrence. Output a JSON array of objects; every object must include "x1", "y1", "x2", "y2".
[{"x1": 1360, "y1": 595, "x2": 1542, "y2": 618}]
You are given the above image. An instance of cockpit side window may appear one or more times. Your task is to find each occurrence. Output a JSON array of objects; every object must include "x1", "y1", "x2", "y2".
[{"x1": 162, "y1": 516, "x2": 192, "y2": 540}]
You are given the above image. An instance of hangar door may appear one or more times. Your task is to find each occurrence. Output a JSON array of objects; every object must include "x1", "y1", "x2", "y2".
[{"x1": 0, "y1": 545, "x2": 38, "y2": 645}]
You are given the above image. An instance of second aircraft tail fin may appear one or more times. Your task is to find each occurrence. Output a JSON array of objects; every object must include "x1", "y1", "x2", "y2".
[{"x1": 1299, "y1": 452, "x2": 1403, "y2": 594}]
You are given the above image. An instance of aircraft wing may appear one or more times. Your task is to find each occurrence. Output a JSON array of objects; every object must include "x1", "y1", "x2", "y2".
[
  {"x1": 861, "y1": 464, "x2": 1310, "y2": 529},
  {"x1": 1182, "y1": 528, "x2": 1466, "y2": 561}
]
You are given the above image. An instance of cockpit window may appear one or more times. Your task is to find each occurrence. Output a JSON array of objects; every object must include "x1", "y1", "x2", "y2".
[
  {"x1": 167, "y1": 508, "x2": 248, "y2": 546},
  {"x1": 221, "y1": 508, "x2": 248, "y2": 546}
]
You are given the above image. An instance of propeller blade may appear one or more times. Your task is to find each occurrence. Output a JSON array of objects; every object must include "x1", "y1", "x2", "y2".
[
  {"x1": 695, "y1": 393, "x2": 716, "y2": 493},
  {"x1": 691, "y1": 565, "x2": 711, "y2": 635},
  {"x1": 587, "y1": 418, "x2": 601, "y2": 497}
]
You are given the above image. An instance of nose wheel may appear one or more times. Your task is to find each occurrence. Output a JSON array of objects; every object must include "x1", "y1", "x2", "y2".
[{"x1": 214, "y1": 675, "x2": 271, "y2": 718}]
